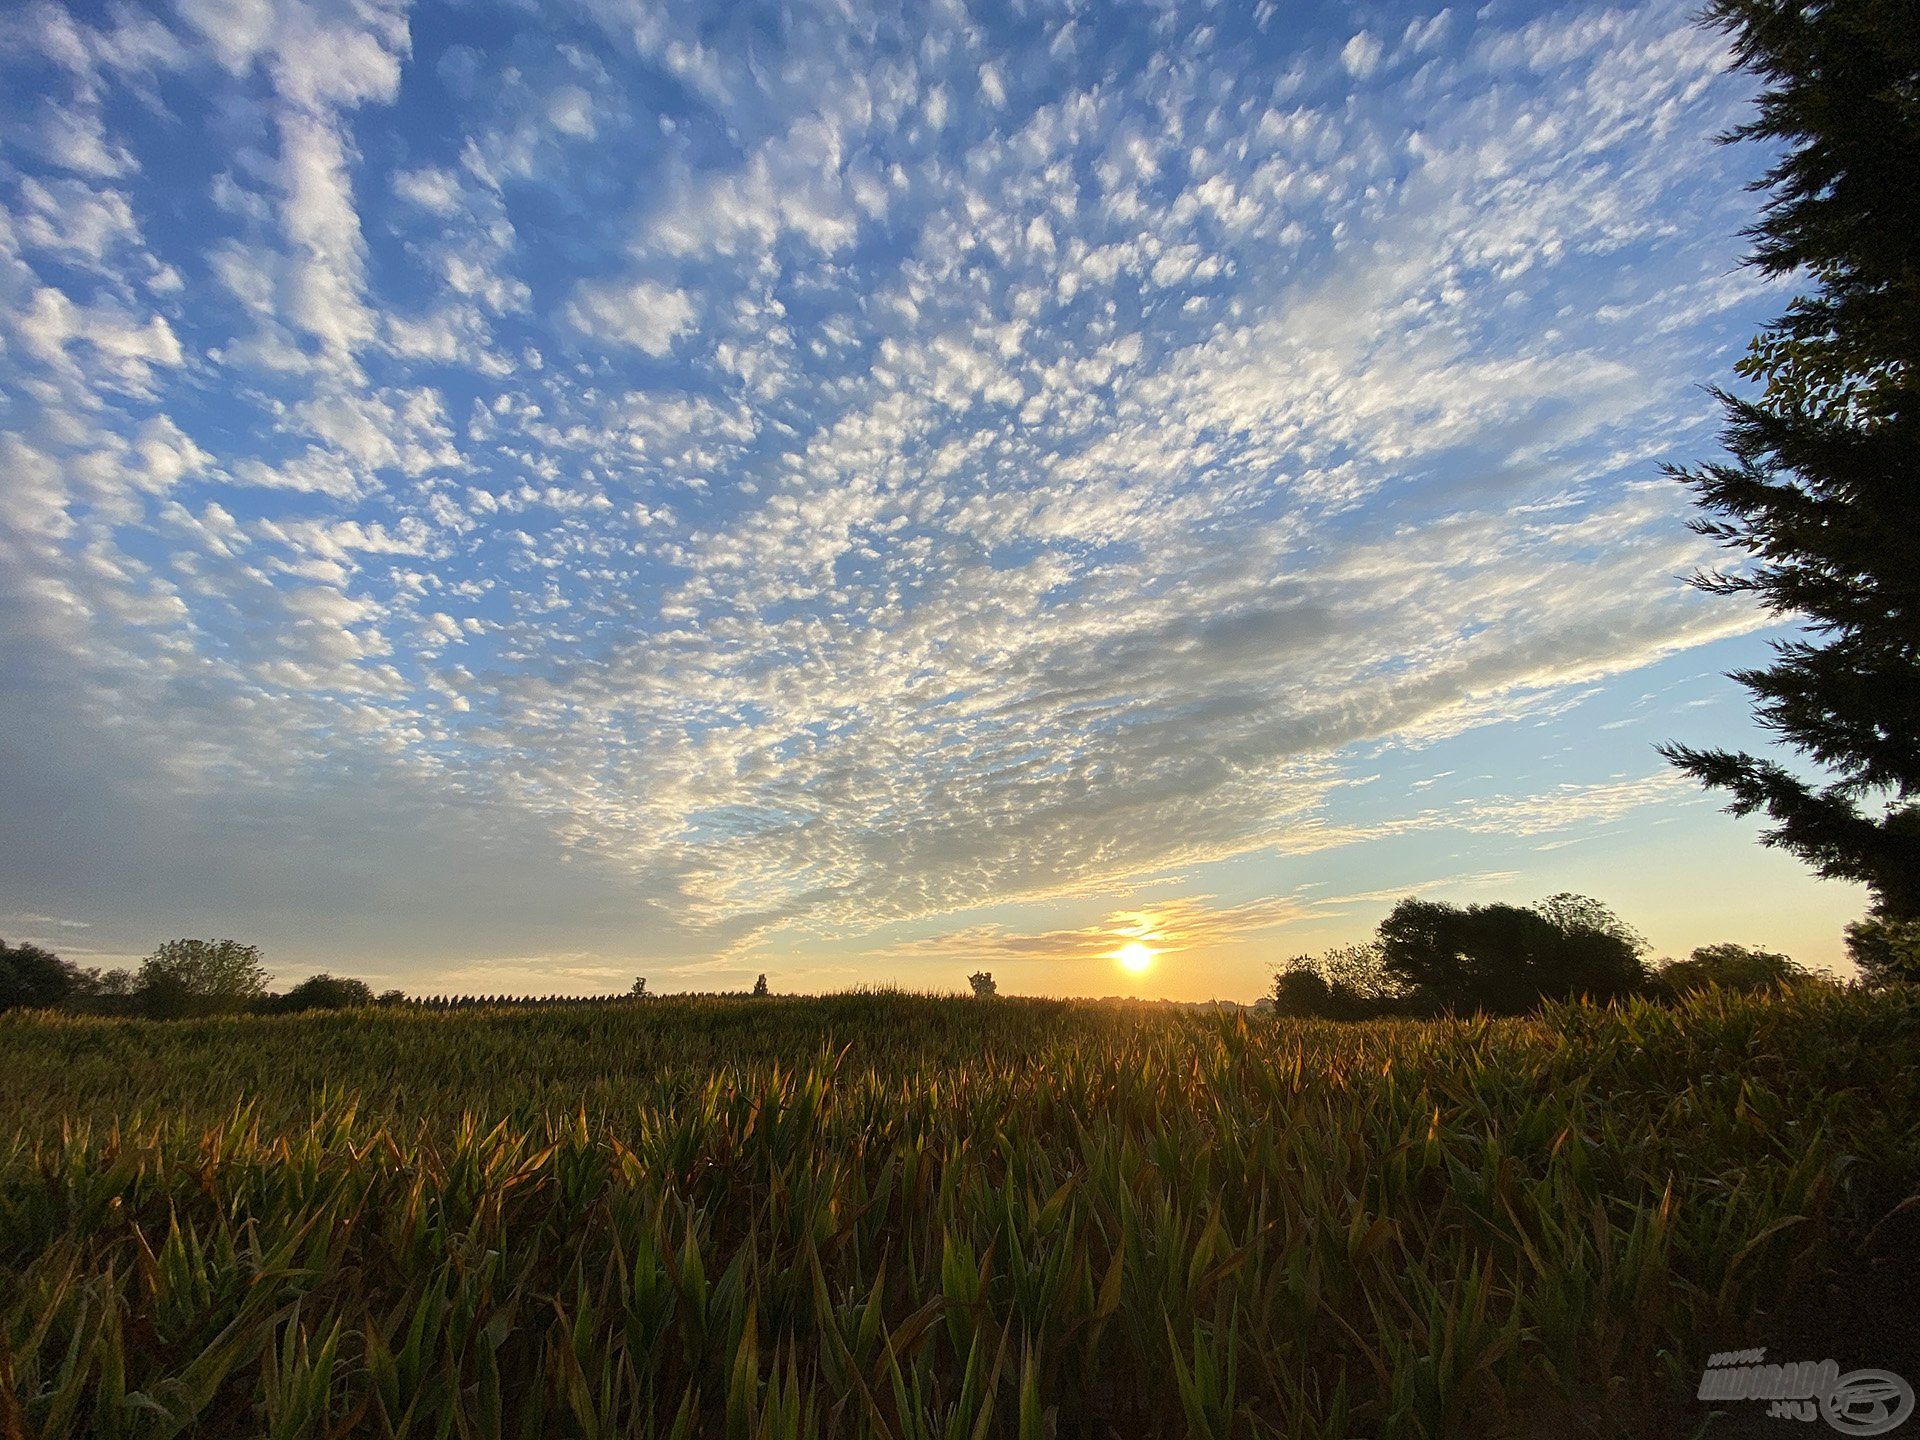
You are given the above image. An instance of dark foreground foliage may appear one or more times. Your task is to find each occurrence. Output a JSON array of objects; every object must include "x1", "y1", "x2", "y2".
[{"x1": 2, "y1": 987, "x2": 1917, "y2": 1438}]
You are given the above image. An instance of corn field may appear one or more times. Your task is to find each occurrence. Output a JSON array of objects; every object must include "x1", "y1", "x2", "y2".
[{"x1": 2, "y1": 986, "x2": 1916, "y2": 1438}]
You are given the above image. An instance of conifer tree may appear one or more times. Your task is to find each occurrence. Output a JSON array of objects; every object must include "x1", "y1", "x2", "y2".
[{"x1": 1662, "y1": 0, "x2": 1920, "y2": 980}]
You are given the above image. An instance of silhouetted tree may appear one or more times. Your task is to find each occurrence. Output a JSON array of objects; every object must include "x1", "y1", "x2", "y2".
[
  {"x1": 968, "y1": 971, "x2": 997, "y2": 998},
  {"x1": 1531, "y1": 892, "x2": 1654, "y2": 999},
  {"x1": 630, "y1": 976, "x2": 648, "y2": 997},
  {"x1": 264, "y1": 974, "x2": 375, "y2": 1013},
  {"x1": 1655, "y1": 943, "x2": 1807, "y2": 995},
  {"x1": 1661, "y1": 0, "x2": 1920, "y2": 965},
  {"x1": 1270, "y1": 965, "x2": 1333, "y2": 1017},
  {"x1": 1319, "y1": 943, "x2": 1401, "y2": 1017},
  {"x1": 135, "y1": 939, "x2": 269, "y2": 1018},
  {"x1": 752, "y1": 973, "x2": 770, "y2": 997},
  {"x1": 1378, "y1": 895, "x2": 1647, "y2": 1015},
  {"x1": 0, "y1": 939, "x2": 85, "y2": 1012},
  {"x1": 1270, "y1": 945, "x2": 1398, "y2": 1019}
]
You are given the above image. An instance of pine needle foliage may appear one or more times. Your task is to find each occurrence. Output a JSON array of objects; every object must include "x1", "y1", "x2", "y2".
[{"x1": 1662, "y1": 0, "x2": 1920, "y2": 964}]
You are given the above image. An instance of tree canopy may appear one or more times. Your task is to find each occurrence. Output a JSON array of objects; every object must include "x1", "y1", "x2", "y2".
[
  {"x1": 1655, "y1": 943, "x2": 1807, "y2": 995},
  {"x1": 1270, "y1": 944, "x2": 1397, "y2": 1019},
  {"x1": 264, "y1": 974, "x2": 375, "y2": 1013},
  {"x1": 1376, "y1": 894, "x2": 1648, "y2": 1015},
  {"x1": 134, "y1": 939, "x2": 270, "y2": 1019},
  {"x1": 1272, "y1": 895, "x2": 1650, "y2": 1018},
  {"x1": 0, "y1": 939, "x2": 86, "y2": 1012}
]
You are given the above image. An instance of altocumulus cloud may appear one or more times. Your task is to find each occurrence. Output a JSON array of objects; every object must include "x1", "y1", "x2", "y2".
[
  {"x1": 0, "y1": 0, "x2": 1783, "y2": 979},
  {"x1": 567, "y1": 279, "x2": 698, "y2": 356}
]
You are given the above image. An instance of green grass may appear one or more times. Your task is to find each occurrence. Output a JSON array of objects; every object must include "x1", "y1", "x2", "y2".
[{"x1": 2, "y1": 986, "x2": 1916, "y2": 1438}]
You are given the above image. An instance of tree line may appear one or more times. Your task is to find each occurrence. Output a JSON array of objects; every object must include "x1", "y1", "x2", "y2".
[
  {"x1": 0, "y1": 941, "x2": 812, "y2": 1018},
  {"x1": 1268, "y1": 891, "x2": 1850, "y2": 1019},
  {"x1": 0, "y1": 938, "x2": 396, "y2": 1019}
]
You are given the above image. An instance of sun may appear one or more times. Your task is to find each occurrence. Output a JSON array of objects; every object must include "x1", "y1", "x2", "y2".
[{"x1": 1115, "y1": 941, "x2": 1156, "y2": 974}]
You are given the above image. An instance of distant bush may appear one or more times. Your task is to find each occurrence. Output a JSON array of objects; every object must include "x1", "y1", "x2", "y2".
[
  {"x1": 968, "y1": 970, "x2": 997, "y2": 998},
  {"x1": 1654, "y1": 943, "x2": 1810, "y2": 996},
  {"x1": 261, "y1": 974, "x2": 376, "y2": 1013}
]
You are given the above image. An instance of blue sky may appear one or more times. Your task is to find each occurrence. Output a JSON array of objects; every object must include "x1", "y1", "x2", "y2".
[{"x1": 0, "y1": 0, "x2": 1866, "y2": 997}]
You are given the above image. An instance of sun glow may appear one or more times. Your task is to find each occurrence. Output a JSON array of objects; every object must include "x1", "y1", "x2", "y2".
[{"x1": 1115, "y1": 941, "x2": 1157, "y2": 974}]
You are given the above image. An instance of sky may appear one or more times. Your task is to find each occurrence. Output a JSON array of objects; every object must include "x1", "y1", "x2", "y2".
[{"x1": 0, "y1": 0, "x2": 1869, "y2": 1000}]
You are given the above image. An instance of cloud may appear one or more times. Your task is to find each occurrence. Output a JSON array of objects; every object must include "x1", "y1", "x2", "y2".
[
  {"x1": 392, "y1": 166, "x2": 462, "y2": 214},
  {"x1": 14, "y1": 177, "x2": 142, "y2": 262},
  {"x1": 546, "y1": 84, "x2": 596, "y2": 137},
  {"x1": 977, "y1": 63, "x2": 1007, "y2": 108},
  {"x1": 1268, "y1": 772, "x2": 1703, "y2": 858},
  {"x1": 1341, "y1": 30, "x2": 1383, "y2": 78},
  {"x1": 566, "y1": 278, "x2": 697, "y2": 353},
  {"x1": 15, "y1": 286, "x2": 185, "y2": 393},
  {"x1": 175, "y1": 0, "x2": 408, "y2": 110},
  {"x1": 642, "y1": 112, "x2": 873, "y2": 262},
  {"x1": 276, "y1": 113, "x2": 375, "y2": 355},
  {"x1": 163, "y1": 0, "x2": 410, "y2": 383},
  {"x1": 28, "y1": 101, "x2": 137, "y2": 176},
  {"x1": 291, "y1": 386, "x2": 460, "y2": 476}
]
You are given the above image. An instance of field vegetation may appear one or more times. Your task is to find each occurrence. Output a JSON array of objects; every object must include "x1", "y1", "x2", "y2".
[{"x1": 4, "y1": 986, "x2": 1917, "y2": 1438}]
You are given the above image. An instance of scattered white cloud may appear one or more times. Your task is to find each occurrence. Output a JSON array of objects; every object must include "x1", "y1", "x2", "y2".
[
  {"x1": 1342, "y1": 30, "x2": 1383, "y2": 78},
  {"x1": 978, "y1": 62, "x2": 1006, "y2": 108},
  {"x1": 14, "y1": 177, "x2": 141, "y2": 262},
  {"x1": 566, "y1": 278, "x2": 697, "y2": 354},
  {"x1": 392, "y1": 166, "x2": 462, "y2": 214},
  {"x1": 0, "y1": 0, "x2": 1792, "y2": 980},
  {"x1": 15, "y1": 286, "x2": 185, "y2": 393}
]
